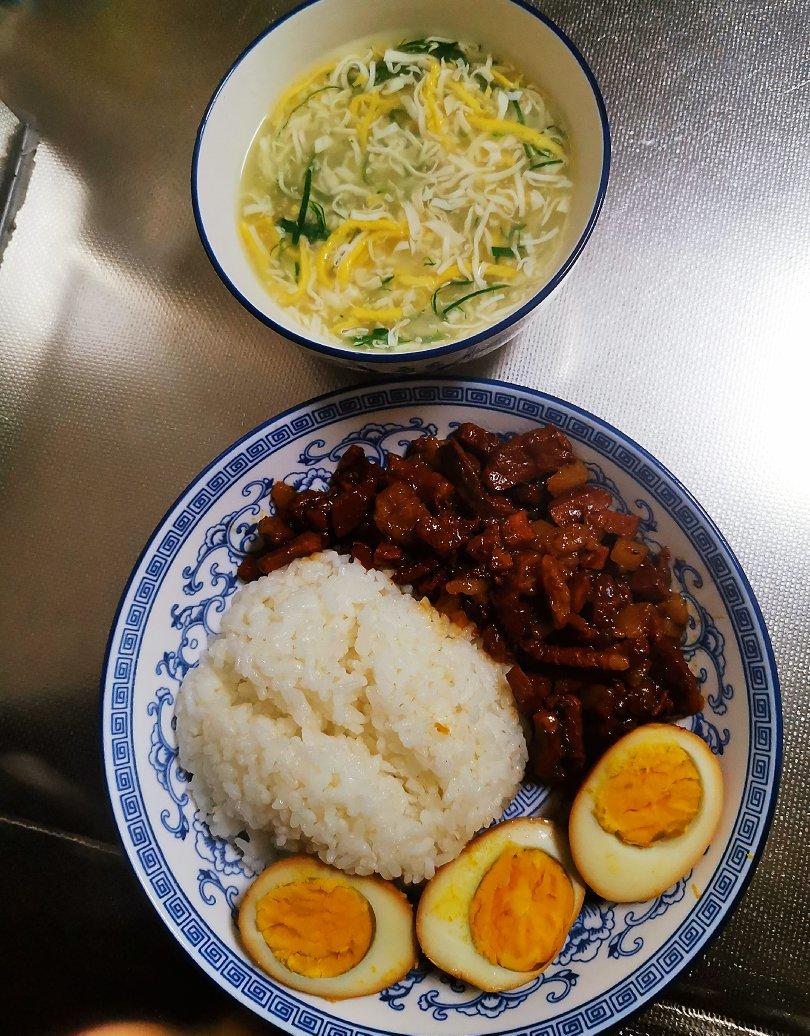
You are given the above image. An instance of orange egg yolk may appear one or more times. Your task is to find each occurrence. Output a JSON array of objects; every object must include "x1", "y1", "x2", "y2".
[
  {"x1": 593, "y1": 741, "x2": 703, "y2": 847},
  {"x1": 255, "y1": 877, "x2": 373, "y2": 978},
  {"x1": 469, "y1": 846, "x2": 574, "y2": 972}
]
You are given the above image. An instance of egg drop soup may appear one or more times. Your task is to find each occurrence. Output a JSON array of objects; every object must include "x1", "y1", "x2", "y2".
[{"x1": 238, "y1": 37, "x2": 572, "y2": 351}]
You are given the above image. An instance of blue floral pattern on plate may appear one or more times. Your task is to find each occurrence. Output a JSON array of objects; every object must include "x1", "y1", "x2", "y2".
[
  {"x1": 102, "y1": 379, "x2": 780, "y2": 1036},
  {"x1": 417, "y1": 969, "x2": 578, "y2": 1021}
]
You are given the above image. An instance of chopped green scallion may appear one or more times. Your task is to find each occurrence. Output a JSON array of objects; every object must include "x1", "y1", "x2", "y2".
[
  {"x1": 510, "y1": 98, "x2": 534, "y2": 162},
  {"x1": 442, "y1": 283, "x2": 506, "y2": 317},
  {"x1": 432, "y1": 278, "x2": 473, "y2": 318},
  {"x1": 400, "y1": 39, "x2": 467, "y2": 63},
  {"x1": 281, "y1": 86, "x2": 341, "y2": 129},
  {"x1": 292, "y1": 166, "x2": 312, "y2": 246},
  {"x1": 278, "y1": 172, "x2": 329, "y2": 243},
  {"x1": 347, "y1": 327, "x2": 404, "y2": 349}
]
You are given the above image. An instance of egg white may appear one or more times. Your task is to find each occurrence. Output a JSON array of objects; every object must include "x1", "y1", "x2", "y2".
[
  {"x1": 569, "y1": 723, "x2": 724, "y2": 903},
  {"x1": 238, "y1": 855, "x2": 417, "y2": 999},
  {"x1": 416, "y1": 818, "x2": 585, "y2": 992}
]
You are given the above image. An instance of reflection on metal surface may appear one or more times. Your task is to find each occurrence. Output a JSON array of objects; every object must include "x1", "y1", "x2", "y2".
[
  {"x1": 74, "y1": 1024, "x2": 264, "y2": 1036},
  {"x1": 0, "y1": 1, "x2": 808, "y2": 1035},
  {"x1": 0, "y1": 102, "x2": 38, "y2": 265}
]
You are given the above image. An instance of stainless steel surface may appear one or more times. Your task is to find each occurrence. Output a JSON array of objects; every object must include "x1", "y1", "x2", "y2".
[
  {"x1": 0, "y1": 1, "x2": 807, "y2": 1034},
  {"x1": 0, "y1": 103, "x2": 38, "y2": 263}
]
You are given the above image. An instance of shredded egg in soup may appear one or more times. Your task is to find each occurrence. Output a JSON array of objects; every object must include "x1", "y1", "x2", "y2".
[
  {"x1": 238, "y1": 856, "x2": 417, "y2": 998},
  {"x1": 238, "y1": 37, "x2": 571, "y2": 351},
  {"x1": 568, "y1": 724, "x2": 724, "y2": 903},
  {"x1": 416, "y1": 818, "x2": 584, "y2": 992}
]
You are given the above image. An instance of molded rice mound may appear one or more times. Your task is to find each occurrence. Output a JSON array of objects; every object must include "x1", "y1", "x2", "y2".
[{"x1": 175, "y1": 551, "x2": 527, "y2": 883}]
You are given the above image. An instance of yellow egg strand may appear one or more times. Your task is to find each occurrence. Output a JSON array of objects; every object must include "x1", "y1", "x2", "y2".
[
  {"x1": 272, "y1": 61, "x2": 337, "y2": 127},
  {"x1": 421, "y1": 60, "x2": 452, "y2": 145},
  {"x1": 446, "y1": 80, "x2": 489, "y2": 116},
  {"x1": 466, "y1": 115, "x2": 565, "y2": 158},
  {"x1": 317, "y1": 219, "x2": 407, "y2": 285},
  {"x1": 350, "y1": 92, "x2": 401, "y2": 149},
  {"x1": 490, "y1": 67, "x2": 520, "y2": 90}
]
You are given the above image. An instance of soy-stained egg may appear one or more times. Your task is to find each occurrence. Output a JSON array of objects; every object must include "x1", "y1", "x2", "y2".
[
  {"x1": 238, "y1": 856, "x2": 417, "y2": 999},
  {"x1": 416, "y1": 818, "x2": 585, "y2": 992},
  {"x1": 569, "y1": 724, "x2": 723, "y2": 903}
]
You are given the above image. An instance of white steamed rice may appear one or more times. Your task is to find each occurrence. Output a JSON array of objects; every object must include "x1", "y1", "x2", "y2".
[{"x1": 175, "y1": 550, "x2": 527, "y2": 883}]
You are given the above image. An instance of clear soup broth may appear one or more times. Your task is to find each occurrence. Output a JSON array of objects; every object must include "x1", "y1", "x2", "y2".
[{"x1": 238, "y1": 37, "x2": 572, "y2": 352}]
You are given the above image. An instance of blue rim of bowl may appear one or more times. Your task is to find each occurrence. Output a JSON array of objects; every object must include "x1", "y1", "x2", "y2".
[
  {"x1": 190, "y1": 0, "x2": 612, "y2": 364},
  {"x1": 100, "y1": 376, "x2": 781, "y2": 1035}
]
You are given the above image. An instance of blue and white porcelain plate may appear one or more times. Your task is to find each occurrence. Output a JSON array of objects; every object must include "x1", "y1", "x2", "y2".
[{"x1": 102, "y1": 378, "x2": 781, "y2": 1035}]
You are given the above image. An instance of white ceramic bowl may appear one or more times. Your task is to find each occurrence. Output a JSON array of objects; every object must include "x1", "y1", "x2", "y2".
[{"x1": 192, "y1": 0, "x2": 610, "y2": 373}]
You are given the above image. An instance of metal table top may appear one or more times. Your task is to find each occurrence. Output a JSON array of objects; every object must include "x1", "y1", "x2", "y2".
[{"x1": 1, "y1": 2, "x2": 807, "y2": 1034}]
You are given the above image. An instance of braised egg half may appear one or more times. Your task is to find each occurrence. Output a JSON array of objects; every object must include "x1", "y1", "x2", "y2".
[
  {"x1": 416, "y1": 818, "x2": 585, "y2": 992},
  {"x1": 238, "y1": 856, "x2": 417, "y2": 999},
  {"x1": 569, "y1": 724, "x2": 724, "y2": 903}
]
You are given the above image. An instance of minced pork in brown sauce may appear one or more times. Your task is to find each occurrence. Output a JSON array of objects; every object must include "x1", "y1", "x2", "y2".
[{"x1": 238, "y1": 423, "x2": 703, "y2": 786}]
